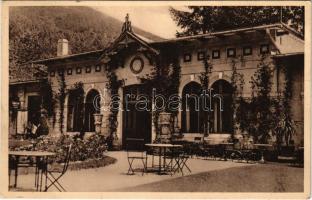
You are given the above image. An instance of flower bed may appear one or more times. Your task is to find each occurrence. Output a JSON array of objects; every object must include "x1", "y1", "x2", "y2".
[
  {"x1": 10, "y1": 133, "x2": 110, "y2": 164},
  {"x1": 10, "y1": 134, "x2": 117, "y2": 174},
  {"x1": 55, "y1": 156, "x2": 116, "y2": 171}
]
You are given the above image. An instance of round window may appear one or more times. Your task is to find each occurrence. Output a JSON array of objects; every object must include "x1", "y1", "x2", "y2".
[{"x1": 130, "y1": 57, "x2": 144, "y2": 74}]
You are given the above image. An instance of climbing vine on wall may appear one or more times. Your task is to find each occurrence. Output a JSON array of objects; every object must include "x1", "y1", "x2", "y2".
[
  {"x1": 199, "y1": 54, "x2": 212, "y2": 90},
  {"x1": 274, "y1": 63, "x2": 296, "y2": 146},
  {"x1": 57, "y1": 69, "x2": 66, "y2": 134},
  {"x1": 244, "y1": 56, "x2": 275, "y2": 143},
  {"x1": 199, "y1": 54, "x2": 213, "y2": 135},
  {"x1": 168, "y1": 58, "x2": 182, "y2": 117},
  {"x1": 230, "y1": 59, "x2": 245, "y2": 134},
  {"x1": 105, "y1": 66, "x2": 123, "y2": 147},
  {"x1": 40, "y1": 80, "x2": 56, "y2": 118}
]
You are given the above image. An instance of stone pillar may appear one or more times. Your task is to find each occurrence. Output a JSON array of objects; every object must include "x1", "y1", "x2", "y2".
[
  {"x1": 151, "y1": 103, "x2": 157, "y2": 142},
  {"x1": 16, "y1": 88, "x2": 27, "y2": 136},
  {"x1": 158, "y1": 112, "x2": 172, "y2": 143},
  {"x1": 51, "y1": 102, "x2": 62, "y2": 137},
  {"x1": 94, "y1": 113, "x2": 103, "y2": 134}
]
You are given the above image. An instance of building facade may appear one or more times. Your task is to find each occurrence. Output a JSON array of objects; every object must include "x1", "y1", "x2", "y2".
[{"x1": 10, "y1": 17, "x2": 304, "y2": 148}]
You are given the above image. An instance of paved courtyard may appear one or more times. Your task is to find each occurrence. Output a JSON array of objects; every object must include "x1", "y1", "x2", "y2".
[{"x1": 9, "y1": 151, "x2": 303, "y2": 192}]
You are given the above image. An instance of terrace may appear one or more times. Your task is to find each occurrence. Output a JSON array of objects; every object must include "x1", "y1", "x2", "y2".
[{"x1": 8, "y1": 135, "x2": 303, "y2": 192}]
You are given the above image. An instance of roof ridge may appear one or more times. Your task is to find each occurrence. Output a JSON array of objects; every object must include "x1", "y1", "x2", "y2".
[
  {"x1": 157, "y1": 23, "x2": 301, "y2": 43},
  {"x1": 33, "y1": 49, "x2": 105, "y2": 63},
  {"x1": 280, "y1": 22, "x2": 304, "y2": 40}
]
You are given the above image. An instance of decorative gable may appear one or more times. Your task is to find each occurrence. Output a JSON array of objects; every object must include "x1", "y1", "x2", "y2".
[{"x1": 99, "y1": 14, "x2": 159, "y2": 68}]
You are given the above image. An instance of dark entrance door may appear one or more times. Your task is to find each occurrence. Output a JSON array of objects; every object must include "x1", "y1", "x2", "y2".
[
  {"x1": 27, "y1": 96, "x2": 41, "y2": 126},
  {"x1": 122, "y1": 85, "x2": 151, "y2": 149},
  {"x1": 211, "y1": 80, "x2": 234, "y2": 133}
]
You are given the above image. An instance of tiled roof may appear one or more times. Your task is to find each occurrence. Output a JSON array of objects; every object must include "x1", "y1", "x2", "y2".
[
  {"x1": 9, "y1": 63, "x2": 47, "y2": 85},
  {"x1": 33, "y1": 50, "x2": 104, "y2": 64},
  {"x1": 29, "y1": 23, "x2": 304, "y2": 78}
]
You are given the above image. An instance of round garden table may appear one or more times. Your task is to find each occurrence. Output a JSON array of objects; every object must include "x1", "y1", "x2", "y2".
[
  {"x1": 145, "y1": 143, "x2": 182, "y2": 174},
  {"x1": 9, "y1": 151, "x2": 56, "y2": 192}
]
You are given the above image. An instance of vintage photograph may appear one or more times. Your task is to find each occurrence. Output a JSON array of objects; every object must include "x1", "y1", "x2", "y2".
[{"x1": 3, "y1": 1, "x2": 310, "y2": 197}]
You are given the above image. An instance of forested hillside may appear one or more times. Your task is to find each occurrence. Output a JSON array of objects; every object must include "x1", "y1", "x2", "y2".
[{"x1": 9, "y1": 6, "x2": 163, "y2": 81}]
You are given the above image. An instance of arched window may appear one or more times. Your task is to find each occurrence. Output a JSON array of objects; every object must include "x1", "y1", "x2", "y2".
[
  {"x1": 210, "y1": 80, "x2": 233, "y2": 133},
  {"x1": 67, "y1": 89, "x2": 84, "y2": 132},
  {"x1": 182, "y1": 82, "x2": 204, "y2": 133},
  {"x1": 84, "y1": 89, "x2": 101, "y2": 132}
]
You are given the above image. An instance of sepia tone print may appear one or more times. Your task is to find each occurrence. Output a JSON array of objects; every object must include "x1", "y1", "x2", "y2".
[{"x1": 4, "y1": 3, "x2": 310, "y2": 196}]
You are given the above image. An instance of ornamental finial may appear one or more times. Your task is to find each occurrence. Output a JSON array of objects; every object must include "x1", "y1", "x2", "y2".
[{"x1": 122, "y1": 13, "x2": 132, "y2": 33}]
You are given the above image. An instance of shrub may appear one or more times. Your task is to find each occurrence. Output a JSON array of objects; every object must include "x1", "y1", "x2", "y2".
[{"x1": 11, "y1": 134, "x2": 108, "y2": 163}]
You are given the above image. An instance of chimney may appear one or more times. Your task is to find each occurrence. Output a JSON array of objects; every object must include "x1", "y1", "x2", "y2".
[{"x1": 57, "y1": 39, "x2": 69, "y2": 56}]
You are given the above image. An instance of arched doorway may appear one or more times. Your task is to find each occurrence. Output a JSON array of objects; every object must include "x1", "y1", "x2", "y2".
[
  {"x1": 85, "y1": 89, "x2": 100, "y2": 132},
  {"x1": 67, "y1": 90, "x2": 84, "y2": 132},
  {"x1": 122, "y1": 84, "x2": 151, "y2": 149},
  {"x1": 181, "y1": 82, "x2": 204, "y2": 133},
  {"x1": 210, "y1": 80, "x2": 233, "y2": 133}
]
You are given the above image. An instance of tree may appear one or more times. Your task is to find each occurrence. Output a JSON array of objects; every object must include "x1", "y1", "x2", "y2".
[
  {"x1": 170, "y1": 6, "x2": 304, "y2": 37},
  {"x1": 236, "y1": 56, "x2": 276, "y2": 144},
  {"x1": 9, "y1": 6, "x2": 162, "y2": 79},
  {"x1": 273, "y1": 65, "x2": 296, "y2": 146}
]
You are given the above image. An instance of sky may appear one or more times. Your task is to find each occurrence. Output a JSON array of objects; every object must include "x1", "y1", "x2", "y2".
[{"x1": 92, "y1": 6, "x2": 186, "y2": 39}]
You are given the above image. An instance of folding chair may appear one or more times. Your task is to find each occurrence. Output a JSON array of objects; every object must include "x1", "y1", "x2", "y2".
[
  {"x1": 164, "y1": 147, "x2": 181, "y2": 176},
  {"x1": 146, "y1": 146, "x2": 160, "y2": 170},
  {"x1": 168, "y1": 145, "x2": 191, "y2": 176},
  {"x1": 126, "y1": 138, "x2": 147, "y2": 175},
  {"x1": 44, "y1": 144, "x2": 72, "y2": 192},
  {"x1": 179, "y1": 148, "x2": 191, "y2": 175}
]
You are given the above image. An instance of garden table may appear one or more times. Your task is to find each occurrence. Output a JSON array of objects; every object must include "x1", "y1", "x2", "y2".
[
  {"x1": 145, "y1": 143, "x2": 182, "y2": 174},
  {"x1": 9, "y1": 151, "x2": 55, "y2": 192},
  {"x1": 254, "y1": 144, "x2": 272, "y2": 163}
]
